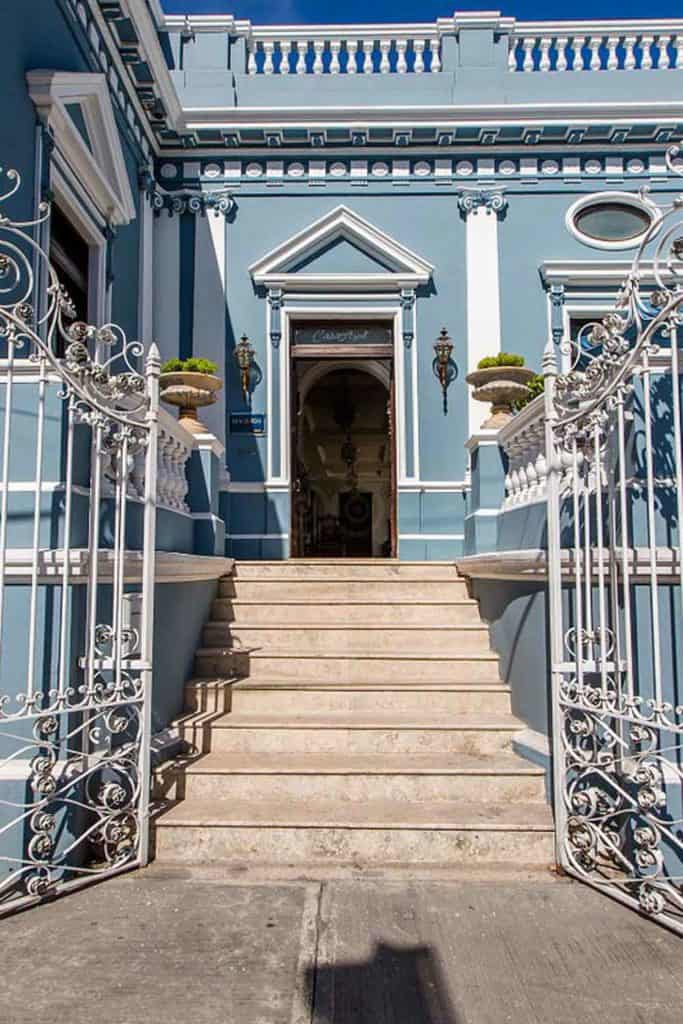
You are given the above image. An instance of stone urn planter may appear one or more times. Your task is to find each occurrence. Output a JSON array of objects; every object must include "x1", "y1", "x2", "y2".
[
  {"x1": 159, "y1": 371, "x2": 222, "y2": 435},
  {"x1": 465, "y1": 365, "x2": 536, "y2": 428}
]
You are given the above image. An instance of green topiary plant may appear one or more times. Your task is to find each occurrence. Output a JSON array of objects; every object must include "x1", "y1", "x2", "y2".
[
  {"x1": 161, "y1": 356, "x2": 219, "y2": 375},
  {"x1": 476, "y1": 352, "x2": 526, "y2": 370},
  {"x1": 513, "y1": 373, "x2": 544, "y2": 411}
]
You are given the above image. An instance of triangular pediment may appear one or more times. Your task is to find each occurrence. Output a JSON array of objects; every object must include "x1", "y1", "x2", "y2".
[
  {"x1": 288, "y1": 236, "x2": 397, "y2": 275},
  {"x1": 250, "y1": 205, "x2": 433, "y2": 291},
  {"x1": 27, "y1": 71, "x2": 136, "y2": 225}
]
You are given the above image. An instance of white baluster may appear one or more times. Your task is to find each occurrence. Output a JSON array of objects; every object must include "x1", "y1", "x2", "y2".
[
  {"x1": 522, "y1": 36, "x2": 535, "y2": 72},
  {"x1": 173, "y1": 441, "x2": 184, "y2": 510},
  {"x1": 362, "y1": 39, "x2": 374, "y2": 73},
  {"x1": 535, "y1": 452, "x2": 547, "y2": 496},
  {"x1": 508, "y1": 39, "x2": 518, "y2": 71},
  {"x1": 157, "y1": 435, "x2": 170, "y2": 507},
  {"x1": 396, "y1": 39, "x2": 407, "y2": 73},
  {"x1": 606, "y1": 35, "x2": 619, "y2": 71},
  {"x1": 164, "y1": 437, "x2": 175, "y2": 508},
  {"x1": 263, "y1": 40, "x2": 275, "y2": 75},
  {"x1": 430, "y1": 37, "x2": 441, "y2": 73},
  {"x1": 510, "y1": 466, "x2": 520, "y2": 504},
  {"x1": 640, "y1": 35, "x2": 654, "y2": 70},
  {"x1": 296, "y1": 40, "x2": 308, "y2": 74},
  {"x1": 526, "y1": 455, "x2": 538, "y2": 501},
  {"x1": 555, "y1": 36, "x2": 568, "y2": 72},
  {"x1": 539, "y1": 37, "x2": 551, "y2": 71},
  {"x1": 164, "y1": 439, "x2": 177, "y2": 509},
  {"x1": 312, "y1": 39, "x2": 324, "y2": 75},
  {"x1": 247, "y1": 45, "x2": 257, "y2": 75},
  {"x1": 675, "y1": 35, "x2": 683, "y2": 68},
  {"x1": 624, "y1": 35, "x2": 636, "y2": 70},
  {"x1": 131, "y1": 450, "x2": 145, "y2": 499},
  {"x1": 572, "y1": 35, "x2": 585, "y2": 70},
  {"x1": 518, "y1": 463, "x2": 528, "y2": 503},
  {"x1": 179, "y1": 446, "x2": 190, "y2": 512},
  {"x1": 413, "y1": 38, "x2": 425, "y2": 73},
  {"x1": 657, "y1": 34, "x2": 671, "y2": 69},
  {"x1": 329, "y1": 39, "x2": 341, "y2": 74},
  {"x1": 346, "y1": 39, "x2": 358, "y2": 74},
  {"x1": 379, "y1": 39, "x2": 391, "y2": 74},
  {"x1": 589, "y1": 36, "x2": 602, "y2": 71},
  {"x1": 177, "y1": 443, "x2": 190, "y2": 511}
]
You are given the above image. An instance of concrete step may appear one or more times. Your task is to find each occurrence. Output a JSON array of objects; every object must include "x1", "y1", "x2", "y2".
[
  {"x1": 225, "y1": 681, "x2": 512, "y2": 716},
  {"x1": 195, "y1": 650, "x2": 501, "y2": 684},
  {"x1": 211, "y1": 598, "x2": 482, "y2": 626},
  {"x1": 153, "y1": 797, "x2": 554, "y2": 866},
  {"x1": 232, "y1": 560, "x2": 460, "y2": 580},
  {"x1": 220, "y1": 578, "x2": 470, "y2": 602},
  {"x1": 201, "y1": 622, "x2": 492, "y2": 656},
  {"x1": 154, "y1": 751, "x2": 546, "y2": 803},
  {"x1": 178, "y1": 711, "x2": 519, "y2": 756}
]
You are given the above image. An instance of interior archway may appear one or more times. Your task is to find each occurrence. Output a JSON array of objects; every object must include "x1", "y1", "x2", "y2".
[{"x1": 292, "y1": 365, "x2": 393, "y2": 558}]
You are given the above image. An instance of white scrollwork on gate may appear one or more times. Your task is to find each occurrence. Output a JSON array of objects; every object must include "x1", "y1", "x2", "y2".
[
  {"x1": 544, "y1": 146, "x2": 683, "y2": 932},
  {"x1": 0, "y1": 169, "x2": 159, "y2": 913}
]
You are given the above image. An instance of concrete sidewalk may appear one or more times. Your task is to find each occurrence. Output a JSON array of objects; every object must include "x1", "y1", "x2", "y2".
[{"x1": 1, "y1": 869, "x2": 680, "y2": 1024}]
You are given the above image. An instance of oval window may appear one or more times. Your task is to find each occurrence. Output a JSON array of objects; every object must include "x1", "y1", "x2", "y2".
[
  {"x1": 566, "y1": 192, "x2": 660, "y2": 251},
  {"x1": 574, "y1": 202, "x2": 651, "y2": 242}
]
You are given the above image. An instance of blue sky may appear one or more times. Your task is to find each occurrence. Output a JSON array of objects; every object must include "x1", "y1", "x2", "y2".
[{"x1": 161, "y1": 0, "x2": 683, "y2": 23}]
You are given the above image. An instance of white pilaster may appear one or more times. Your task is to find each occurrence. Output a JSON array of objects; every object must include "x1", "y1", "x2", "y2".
[
  {"x1": 193, "y1": 212, "x2": 227, "y2": 442},
  {"x1": 138, "y1": 188, "x2": 154, "y2": 345},
  {"x1": 462, "y1": 194, "x2": 504, "y2": 437},
  {"x1": 153, "y1": 211, "x2": 180, "y2": 365}
]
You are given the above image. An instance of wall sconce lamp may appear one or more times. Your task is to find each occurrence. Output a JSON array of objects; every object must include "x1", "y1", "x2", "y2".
[
  {"x1": 235, "y1": 333, "x2": 255, "y2": 401},
  {"x1": 181, "y1": 15, "x2": 196, "y2": 42},
  {"x1": 433, "y1": 327, "x2": 456, "y2": 413}
]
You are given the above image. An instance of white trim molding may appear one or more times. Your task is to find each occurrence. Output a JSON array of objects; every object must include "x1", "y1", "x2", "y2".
[
  {"x1": 26, "y1": 70, "x2": 136, "y2": 225},
  {"x1": 541, "y1": 259, "x2": 677, "y2": 288},
  {"x1": 249, "y1": 204, "x2": 433, "y2": 292}
]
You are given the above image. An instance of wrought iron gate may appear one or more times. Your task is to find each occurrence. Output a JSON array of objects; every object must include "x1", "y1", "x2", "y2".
[
  {"x1": 545, "y1": 147, "x2": 683, "y2": 932},
  {"x1": 0, "y1": 169, "x2": 159, "y2": 913}
]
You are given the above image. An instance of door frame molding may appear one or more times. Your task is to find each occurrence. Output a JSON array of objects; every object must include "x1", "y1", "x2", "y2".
[
  {"x1": 267, "y1": 301, "x2": 421, "y2": 486},
  {"x1": 285, "y1": 310, "x2": 401, "y2": 558}
]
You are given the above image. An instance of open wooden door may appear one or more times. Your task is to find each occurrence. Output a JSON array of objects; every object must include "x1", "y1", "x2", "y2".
[
  {"x1": 290, "y1": 359, "x2": 302, "y2": 558},
  {"x1": 388, "y1": 362, "x2": 398, "y2": 558}
]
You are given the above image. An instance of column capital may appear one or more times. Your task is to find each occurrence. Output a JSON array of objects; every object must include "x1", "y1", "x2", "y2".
[{"x1": 457, "y1": 189, "x2": 508, "y2": 218}]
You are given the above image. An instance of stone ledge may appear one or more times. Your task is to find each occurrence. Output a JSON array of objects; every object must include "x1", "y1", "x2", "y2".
[
  {"x1": 456, "y1": 546, "x2": 682, "y2": 582},
  {"x1": 2, "y1": 549, "x2": 234, "y2": 584}
]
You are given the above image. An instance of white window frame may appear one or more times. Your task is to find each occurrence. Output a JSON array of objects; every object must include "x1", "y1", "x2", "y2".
[
  {"x1": 49, "y1": 163, "x2": 108, "y2": 327},
  {"x1": 565, "y1": 190, "x2": 662, "y2": 252}
]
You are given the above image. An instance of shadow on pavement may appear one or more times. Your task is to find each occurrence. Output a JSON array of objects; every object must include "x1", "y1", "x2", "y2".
[{"x1": 309, "y1": 941, "x2": 459, "y2": 1023}]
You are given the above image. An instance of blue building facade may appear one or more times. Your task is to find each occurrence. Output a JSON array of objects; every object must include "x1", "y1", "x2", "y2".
[
  {"x1": 1, "y1": 1, "x2": 683, "y2": 921},
  {"x1": 3, "y1": 4, "x2": 682, "y2": 562}
]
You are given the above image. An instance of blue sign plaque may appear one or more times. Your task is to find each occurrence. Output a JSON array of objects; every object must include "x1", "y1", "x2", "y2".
[{"x1": 230, "y1": 413, "x2": 266, "y2": 435}]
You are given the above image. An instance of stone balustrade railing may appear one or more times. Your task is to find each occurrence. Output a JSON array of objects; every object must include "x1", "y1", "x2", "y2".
[
  {"x1": 246, "y1": 25, "x2": 441, "y2": 74},
  {"x1": 127, "y1": 409, "x2": 193, "y2": 514},
  {"x1": 508, "y1": 21, "x2": 683, "y2": 72},
  {"x1": 155, "y1": 410, "x2": 193, "y2": 512},
  {"x1": 169, "y1": 15, "x2": 683, "y2": 77},
  {"x1": 498, "y1": 396, "x2": 546, "y2": 510}
]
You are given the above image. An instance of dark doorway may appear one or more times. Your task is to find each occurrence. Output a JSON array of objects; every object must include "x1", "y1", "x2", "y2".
[{"x1": 291, "y1": 359, "x2": 396, "y2": 559}]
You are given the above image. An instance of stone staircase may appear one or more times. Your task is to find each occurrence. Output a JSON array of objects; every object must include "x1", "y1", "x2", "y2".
[{"x1": 153, "y1": 560, "x2": 553, "y2": 873}]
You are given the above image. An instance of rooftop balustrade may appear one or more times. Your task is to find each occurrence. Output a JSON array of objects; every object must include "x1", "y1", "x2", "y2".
[
  {"x1": 166, "y1": 13, "x2": 683, "y2": 77},
  {"x1": 246, "y1": 26, "x2": 441, "y2": 75},
  {"x1": 508, "y1": 22, "x2": 683, "y2": 72}
]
